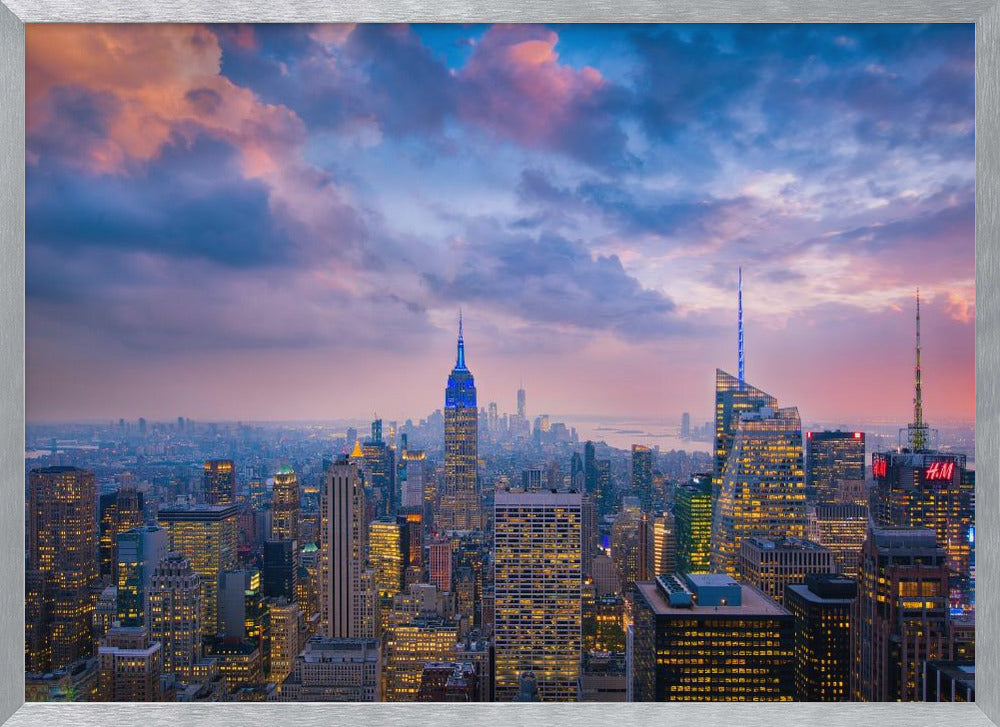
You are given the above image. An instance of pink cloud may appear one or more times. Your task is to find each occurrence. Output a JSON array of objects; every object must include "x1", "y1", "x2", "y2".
[{"x1": 458, "y1": 25, "x2": 606, "y2": 149}]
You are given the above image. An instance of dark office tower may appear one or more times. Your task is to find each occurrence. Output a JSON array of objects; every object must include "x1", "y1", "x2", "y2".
[
  {"x1": 584, "y1": 441, "x2": 597, "y2": 495},
  {"x1": 116, "y1": 525, "x2": 168, "y2": 627},
  {"x1": 271, "y1": 465, "x2": 300, "y2": 543},
  {"x1": 571, "y1": 452, "x2": 584, "y2": 485},
  {"x1": 681, "y1": 412, "x2": 690, "y2": 439},
  {"x1": 631, "y1": 445, "x2": 653, "y2": 512},
  {"x1": 320, "y1": 457, "x2": 369, "y2": 639},
  {"x1": 852, "y1": 526, "x2": 951, "y2": 702},
  {"x1": 581, "y1": 494, "x2": 599, "y2": 574},
  {"x1": 27, "y1": 466, "x2": 99, "y2": 672},
  {"x1": 517, "y1": 385, "x2": 526, "y2": 420},
  {"x1": 629, "y1": 574, "x2": 794, "y2": 702},
  {"x1": 441, "y1": 313, "x2": 480, "y2": 532},
  {"x1": 711, "y1": 405, "x2": 808, "y2": 577},
  {"x1": 363, "y1": 419, "x2": 395, "y2": 517},
  {"x1": 204, "y1": 459, "x2": 236, "y2": 506},
  {"x1": 595, "y1": 459, "x2": 612, "y2": 515},
  {"x1": 787, "y1": 574, "x2": 857, "y2": 702},
  {"x1": 806, "y1": 431, "x2": 865, "y2": 503},
  {"x1": 674, "y1": 474, "x2": 712, "y2": 574},
  {"x1": 263, "y1": 539, "x2": 298, "y2": 601},
  {"x1": 99, "y1": 484, "x2": 145, "y2": 581}
]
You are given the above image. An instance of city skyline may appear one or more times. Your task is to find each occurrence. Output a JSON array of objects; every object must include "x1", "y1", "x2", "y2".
[{"x1": 25, "y1": 23, "x2": 974, "y2": 424}]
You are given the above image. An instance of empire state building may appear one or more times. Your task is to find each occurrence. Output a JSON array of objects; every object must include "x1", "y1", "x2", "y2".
[{"x1": 439, "y1": 313, "x2": 480, "y2": 532}]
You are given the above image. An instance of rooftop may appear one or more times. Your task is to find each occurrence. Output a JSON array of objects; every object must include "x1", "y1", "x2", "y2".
[{"x1": 637, "y1": 577, "x2": 789, "y2": 617}]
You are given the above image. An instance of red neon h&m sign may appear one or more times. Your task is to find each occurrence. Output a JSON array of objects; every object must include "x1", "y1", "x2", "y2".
[{"x1": 925, "y1": 461, "x2": 955, "y2": 481}]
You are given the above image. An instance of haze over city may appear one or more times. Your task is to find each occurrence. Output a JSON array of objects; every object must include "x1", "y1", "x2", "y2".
[{"x1": 25, "y1": 23, "x2": 973, "y2": 424}]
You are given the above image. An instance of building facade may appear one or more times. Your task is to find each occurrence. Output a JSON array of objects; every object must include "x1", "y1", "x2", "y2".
[{"x1": 494, "y1": 490, "x2": 582, "y2": 701}]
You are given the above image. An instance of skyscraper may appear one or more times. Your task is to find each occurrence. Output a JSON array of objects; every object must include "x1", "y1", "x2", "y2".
[
  {"x1": 400, "y1": 448, "x2": 427, "y2": 510},
  {"x1": 158, "y1": 504, "x2": 239, "y2": 637},
  {"x1": 203, "y1": 459, "x2": 236, "y2": 506},
  {"x1": 517, "y1": 385, "x2": 526, "y2": 420},
  {"x1": 370, "y1": 517, "x2": 409, "y2": 599},
  {"x1": 852, "y1": 526, "x2": 951, "y2": 702},
  {"x1": 271, "y1": 465, "x2": 300, "y2": 543},
  {"x1": 674, "y1": 474, "x2": 712, "y2": 574},
  {"x1": 148, "y1": 554, "x2": 202, "y2": 680},
  {"x1": 116, "y1": 525, "x2": 168, "y2": 628},
  {"x1": 27, "y1": 466, "x2": 99, "y2": 672},
  {"x1": 362, "y1": 419, "x2": 395, "y2": 517},
  {"x1": 262, "y1": 539, "x2": 298, "y2": 601},
  {"x1": 786, "y1": 573, "x2": 856, "y2": 702},
  {"x1": 870, "y1": 293, "x2": 974, "y2": 609},
  {"x1": 806, "y1": 431, "x2": 865, "y2": 503},
  {"x1": 646, "y1": 512, "x2": 676, "y2": 578},
  {"x1": 629, "y1": 574, "x2": 794, "y2": 701},
  {"x1": 441, "y1": 314, "x2": 479, "y2": 532},
  {"x1": 631, "y1": 445, "x2": 653, "y2": 512},
  {"x1": 584, "y1": 441, "x2": 597, "y2": 495},
  {"x1": 494, "y1": 490, "x2": 582, "y2": 701},
  {"x1": 429, "y1": 538, "x2": 453, "y2": 593},
  {"x1": 712, "y1": 370, "x2": 777, "y2": 503},
  {"x1": 98, "y1": 484, "x2": 145, "y2": 583},
  {"x1": 319, "y1": 456, "x2": 369, "y2": 638},
  {"x1": 711, "y1": 406, "x2": 808, "y2": 577}
]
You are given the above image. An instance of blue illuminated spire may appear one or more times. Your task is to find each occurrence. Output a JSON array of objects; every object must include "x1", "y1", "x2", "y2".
[
  {"x1": 456, "y1": 309, "x2": 466, "y2": 371},
  {"x1": 738, "y1": 266, "x2": 744, "y2": 386}
]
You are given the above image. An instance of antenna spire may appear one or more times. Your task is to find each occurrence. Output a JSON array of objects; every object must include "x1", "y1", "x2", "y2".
[
  {"x1": 738, "y1": 266, "x2": 745, "y2": 387},
  {"x1": 911, "y1": 288, "x2": 926, "y2": 450},
  {"x1": 456, "y1": 309, "x2": 466, "y2": 370}
]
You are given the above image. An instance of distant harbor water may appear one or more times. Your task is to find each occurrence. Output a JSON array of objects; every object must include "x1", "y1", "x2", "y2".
[{"x1": 566, "y1": 419, "x2": 712, "y2": 453}]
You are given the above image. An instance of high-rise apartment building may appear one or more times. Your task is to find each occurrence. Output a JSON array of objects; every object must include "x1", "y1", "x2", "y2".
[
  {"x1": 148, "y1": 554, "x2": 202, "y2": 680},
  {"x1": 711, "y1": 405, "x2": 807, "y2": 577},
  {"x1": 319, "y1": 457, "x2": 369, "y2": 638},
  {"x1": 806, "y1": 431, "x2": 865, "y2": 503},
  {"x1": 441, "y1": 315, "x2": 480, "y2": 531},
  {"x1": 429, "y1": 538, "x2": 453, "y2": 594},
  {"x1": 158, "y1": 504, "x2": 239, "y2": 637},
  {"x1": 27, "y1": 466, "x2": 99, "y2": 672},
  {"x1": 203, "y1": 459, "x2": 236, "y2": 506},
  {"x1": 494, "y1": 490, "x2": 582, "y2": 701},
  {"x1": 267, "y1": 598, "x2": 303, "y2": 684},
  {"x1": 271, "y1": 465, "x2": 299, "y2": 543}
]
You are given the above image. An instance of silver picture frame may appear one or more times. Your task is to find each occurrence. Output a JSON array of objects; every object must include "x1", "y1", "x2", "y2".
[{"x1": 0, "y1": 2, "x2": 997, "y2": 725}]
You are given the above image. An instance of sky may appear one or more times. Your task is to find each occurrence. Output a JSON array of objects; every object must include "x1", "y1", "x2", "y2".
[{"x1": 24, "y1": 23, "x2": 975, "y2": 425}]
